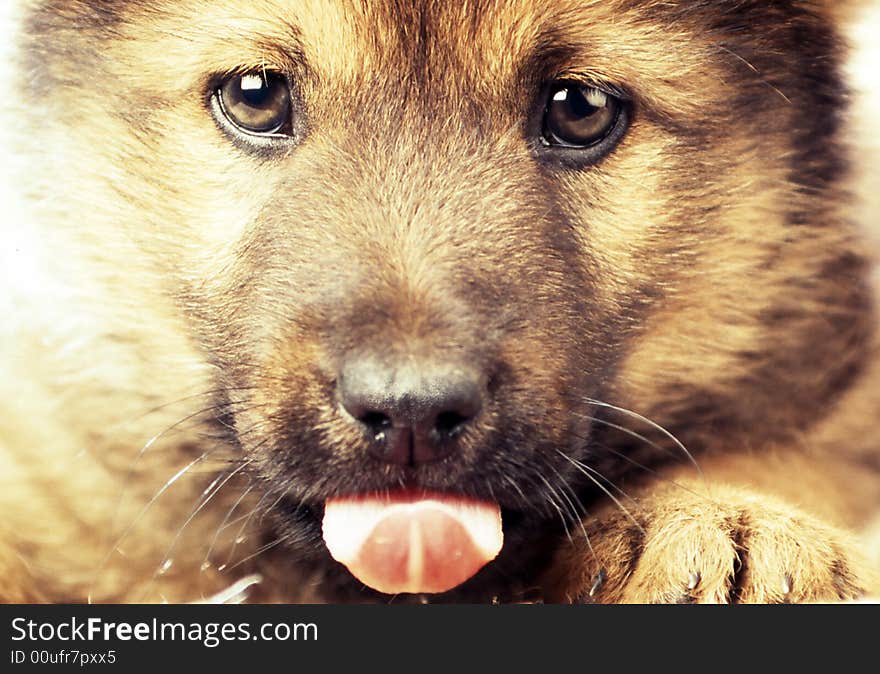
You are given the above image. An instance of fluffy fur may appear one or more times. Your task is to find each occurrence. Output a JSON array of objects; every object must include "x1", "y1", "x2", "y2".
[{"x1": 0, "y1": 0, "x2": 878, "y2": 603}]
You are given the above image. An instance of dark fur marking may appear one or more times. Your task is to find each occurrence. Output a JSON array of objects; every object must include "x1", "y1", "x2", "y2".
[{"x1": 728, "y1": 511, "x2": 752, "y2": 604}]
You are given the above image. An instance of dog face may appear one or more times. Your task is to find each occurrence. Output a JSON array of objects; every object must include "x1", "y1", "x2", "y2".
[{"x1": 18, "y1": 0, "x2": 873, "y2": 600}]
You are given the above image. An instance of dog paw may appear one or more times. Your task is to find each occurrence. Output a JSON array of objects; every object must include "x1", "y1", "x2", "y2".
[{"x1": 542, "y1": 486, "x2": 874, "y2": 604}]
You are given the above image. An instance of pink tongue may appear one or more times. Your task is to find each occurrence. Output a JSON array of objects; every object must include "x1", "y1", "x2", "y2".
[{"x1": 322, "y1": 492, "x2": 503, "y2": 595}]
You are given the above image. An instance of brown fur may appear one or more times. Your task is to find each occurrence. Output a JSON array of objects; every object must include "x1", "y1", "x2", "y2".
[{"x1": 0, "y1": 0, "x2": 879, "y2": 603}]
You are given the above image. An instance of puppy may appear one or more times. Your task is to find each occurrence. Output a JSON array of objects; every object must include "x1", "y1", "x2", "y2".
[{"x1": 1, "y1": 0, "x2": 878, "y2": 603}]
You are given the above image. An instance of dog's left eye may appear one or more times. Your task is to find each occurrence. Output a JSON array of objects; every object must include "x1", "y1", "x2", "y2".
[
  {"x1": 216, "y1": 72, "x2": 292, "y2": 135},
  {"x1": 542, "y1": 83, "x2": 621, "y2": 148}
]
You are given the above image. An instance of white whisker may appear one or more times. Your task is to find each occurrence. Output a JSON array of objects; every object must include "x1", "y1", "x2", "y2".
[
  {"x1": 556, "y1": 449, "x2": 646, "y2": 535},
  {"x1": 585, "y1": 397, "x2": 703, "y2": 476},
  {"x1": 201, "y1": 482, "x2": 255, "y2": 575},
  {"x1": 540, "y1": 456, "x2": 597, "y2": 558},
  {"x1": 89, "y1": 448, "x2": 219, "y2": 600},
  {"x1": 142, "y1": 458, "x2": 254, "y2": 599}
]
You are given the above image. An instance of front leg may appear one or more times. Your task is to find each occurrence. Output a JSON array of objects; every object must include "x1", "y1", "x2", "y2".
[{"x1": 542, "y1": 454, "x2": 879, "y2": 604}]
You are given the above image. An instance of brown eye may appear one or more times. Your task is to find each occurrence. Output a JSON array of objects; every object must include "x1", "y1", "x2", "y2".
[
  {"x1": 218, "y1": 72, "x2": 291, "y2": 135},
  {"x1": 543, "y1": 83, "x2": 620, "y2": 148}
]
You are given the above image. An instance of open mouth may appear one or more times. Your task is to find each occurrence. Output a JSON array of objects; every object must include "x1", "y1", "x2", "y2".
[
  {"x1": 321, "y1": 490, "x2": 504, "y2": 595},
  {"x1": 253, "y1": 403, "x2": 595, "y2": 598}
]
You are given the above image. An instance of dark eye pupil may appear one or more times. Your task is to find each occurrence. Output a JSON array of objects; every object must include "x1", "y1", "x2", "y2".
[
  {"x1": 219, "y1": 72, "x2": 292, "y2": 135},
  {"x1": 240, "y1": 77, "x2": 271, "y2": 107},
  {"x1": 543, "y1": 83, "x2": 619, "y2": 148},
  {"x1": 563, "y1": 88, "x2": 597, "y2": 118}
]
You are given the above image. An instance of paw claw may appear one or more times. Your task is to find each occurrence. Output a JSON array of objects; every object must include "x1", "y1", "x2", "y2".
[{"x1": 546, "y1": 487, "x2": 873, "y2": 604}]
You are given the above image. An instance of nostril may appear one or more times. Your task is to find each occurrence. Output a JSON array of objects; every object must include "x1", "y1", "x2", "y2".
[
  {"x1": 434, "y1": 410, "x2": 471, "y2": 437},
  {"x1": 358, "y1": 411, "x2": 392, "y2": 437}
]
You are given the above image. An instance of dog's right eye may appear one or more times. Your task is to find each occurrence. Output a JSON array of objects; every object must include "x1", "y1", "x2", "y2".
[
  {"x1": 533, "y1": 80, "x2": 629, "y2": 167},
  {"x1": 216, "y1": 72, "x2": 292, "y2": 135},
  {"x1": 542, "y1": 83, "x2": 621, "y2": 148}
]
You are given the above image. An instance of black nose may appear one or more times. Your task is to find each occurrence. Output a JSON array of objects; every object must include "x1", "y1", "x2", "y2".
[{"x1": 339, "y1": 357, "x2": 484, "y2": 466}]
